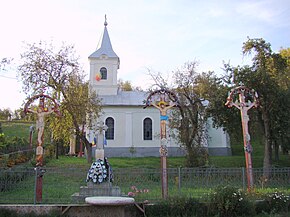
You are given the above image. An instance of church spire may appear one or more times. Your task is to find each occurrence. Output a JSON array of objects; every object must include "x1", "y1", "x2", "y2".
[{"x1": 89, "y1": 15, "x2": 118, "y2": 59}]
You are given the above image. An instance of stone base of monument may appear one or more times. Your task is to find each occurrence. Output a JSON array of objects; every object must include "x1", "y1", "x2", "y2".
[
  {"x1": 83, "y1": 196, "x2": 135, "y2": 217},
  {"x1": 72, "y1": 182, "x2": 121, "y2": 203},
  {"x1": 85, "y1": 196, "x2": 135, "y2": 205}
]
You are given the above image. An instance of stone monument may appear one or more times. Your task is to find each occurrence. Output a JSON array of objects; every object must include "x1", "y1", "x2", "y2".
[
  {"x1": 94, "y1": 122, "x2": 108, "y2": 161},
  {"x1": 72, "y1": 122, "x2": 121, "y2": 203},
  {"x1": 68, "y1": 132, "x2": 76, "y2": 156}
]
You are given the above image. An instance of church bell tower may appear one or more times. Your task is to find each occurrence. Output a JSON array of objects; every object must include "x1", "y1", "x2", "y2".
[{"x1": 89, "y1": 16, "x2": 120, "y2": 96}]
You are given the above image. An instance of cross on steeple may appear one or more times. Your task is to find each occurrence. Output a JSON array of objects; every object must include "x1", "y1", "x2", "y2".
[{"x1": 104, "y1": 14, "x2": 108, "y2": 26}]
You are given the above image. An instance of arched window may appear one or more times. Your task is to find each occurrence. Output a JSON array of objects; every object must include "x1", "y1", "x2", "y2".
[
  {"x1": 105, "y1": 117, "x2": 114, "y2": 140},
  {"x1": 100, "y1": 67, "x2": 107, "y2": 80},
  {"x1": 143, "y1": 118, "x2": 152, "y2": 140}
]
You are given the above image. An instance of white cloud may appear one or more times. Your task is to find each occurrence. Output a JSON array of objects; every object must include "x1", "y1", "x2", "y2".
[{"x1": 236, "y1": 0, "x2": 290, "y2": 27}]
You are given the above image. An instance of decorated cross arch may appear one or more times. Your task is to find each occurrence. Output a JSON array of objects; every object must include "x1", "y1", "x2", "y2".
[
  {"x1": 144, "y1": 88, "x2": 179, "y2": 139},
  {"x1": 225, "y1": 85, "x2": 259, "y2": 191},
  {"x1": 23, "y1": 92, "x2": 61, "y2": 203},
  {"x1": 144, "y1": 88, "x2": 179, "y2": 199},
  {"x1": 24, "y1": 93, "x2": 61, "y2": 166}
]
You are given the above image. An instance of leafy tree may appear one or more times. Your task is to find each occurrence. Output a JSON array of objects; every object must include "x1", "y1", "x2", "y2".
[
  {"x1": 0, "y1": 108, "x2": 12, "y2": 120},
  {"x1": 17, "y1": 41, "x2": 101, "y2": 163},
  {"x1": 118, "y1": 79, "x2": 133, "y2": 91},
  {"x1": 148, "y1": 62, "x2": 210, "y2": 166},
  {"x1": 118, "y1": 79, "x2": 142, "y2": 91},
  {"x1": 277, "y1": 48, "x2": 290, "y2": 154},
  {"x1": 172, "y1": 62, "x2": 210, "y2": 166},
  {"x1": 0, "y1": 58, "x2": 12, "y2": 71},
  {"x1": 223, "y1": 38, "x2": 290, "y2": 174}
]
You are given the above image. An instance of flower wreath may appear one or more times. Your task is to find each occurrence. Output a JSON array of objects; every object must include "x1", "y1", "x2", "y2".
[{"x1": 86, "y1": 158, "x2": 113, "y2": 184}]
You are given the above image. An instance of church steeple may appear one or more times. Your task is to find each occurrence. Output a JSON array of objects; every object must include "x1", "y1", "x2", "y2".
[
  {"x1": 89, "y1": 15, "x2": 120, "y2": 96},
  {"x1": 89, "y1": 15, "x2": 119, "y2": 60}
]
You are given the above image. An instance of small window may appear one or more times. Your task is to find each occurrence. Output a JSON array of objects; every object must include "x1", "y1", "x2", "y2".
[
  {"x1": 100, "y1": 67, "x2": 107, "y2": 80},
  {"x1": 105, "y1": 117, "x2": 114, "y2": 140},
  {"x1": 143, "y1": 118, "x2": 152, "y2": 140}
]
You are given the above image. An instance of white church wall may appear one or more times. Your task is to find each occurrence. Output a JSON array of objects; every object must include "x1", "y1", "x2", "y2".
[
  {"x1": 206, "y1": 118, "x2": 232, "y2": 156},
  {"x1": 88, "y1": 106, "x2": 231, "y2": 156},
  {"x1": 97, "y1": 106, "x2": 160, "y2": 148}
]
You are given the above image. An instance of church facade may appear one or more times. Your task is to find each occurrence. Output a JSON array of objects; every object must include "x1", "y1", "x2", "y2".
[{"x1": 87, "y1": 19, "x2": 231, "y2": 157}]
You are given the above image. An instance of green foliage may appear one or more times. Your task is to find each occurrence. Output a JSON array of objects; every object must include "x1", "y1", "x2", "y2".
[
  {"x1": 118, "y1": 79, "x2": 133, "y2": 91},
  {"x1": 0, "y1": 133, "x2": 29, "y2": 154},
  {"x1": 17, "y1": 41, "x2": 102, "y2": 163},
  {"x1": 0, "y1": 108, "x2": 12, "y2": 121},
  {"x1": 256, "y1": 191, "x2": 290, "y2": 214},
  {"x1": 1, "y1": 122, "x2": 35, "y2": 140},
  {"x1": 146, "y1": 196, "x2": 207, "y2": 217},
  {"x1": 207, "y1": 186, "x2": 255, "y2": 217},
  {"x1": 0, "y1": 208, "x2": 61, "y2": 217},
  {"x1": 169, "y1": 62, "x2": 212, "y2": 167}
]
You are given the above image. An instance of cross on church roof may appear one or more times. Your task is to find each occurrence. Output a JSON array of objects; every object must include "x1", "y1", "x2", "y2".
[
  {"x1": 104, "y1": 14, "x2": 108, "y2": 26},
  {"x1": 88, "y1": 14, "x2": 119, "y2": 59}
]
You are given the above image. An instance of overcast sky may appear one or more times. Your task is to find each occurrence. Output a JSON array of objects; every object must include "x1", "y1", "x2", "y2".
[{"x1": 0, "y1": 0, "x2": 289, "y2": 110}]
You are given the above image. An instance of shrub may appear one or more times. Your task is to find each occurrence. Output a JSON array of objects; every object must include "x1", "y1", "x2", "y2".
[
  {"x1": 0, "y1": 134, "x2": 29, "y2": 154},
  {"x1": 0, "y1": 208, "x2": 61, "y2": 217},
  {"x1": 146, "y1": 196, "x2": 207, "y2": 217},
  {"x1": 207, "y1": 186, "x2": 255, "y2": 217},
  {"x1": 256, "y1": 191, "x2": 290, "y2": 214}
]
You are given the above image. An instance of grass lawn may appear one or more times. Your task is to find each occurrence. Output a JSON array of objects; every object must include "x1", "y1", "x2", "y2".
[
  {"x1": 46, "y1": 156, "x2": 186, "y2": 169},
  {"x1": 1, "y1": 121, "x2": 290, "y2": 168},
  {"x1": 1, "y1": 121, "x2": 34, "y2": 138},
  {"x1": 45, "y1": 154, "x2": 290, "y2": 169}
]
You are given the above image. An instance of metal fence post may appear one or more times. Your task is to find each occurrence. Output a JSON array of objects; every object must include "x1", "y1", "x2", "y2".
[
  {"x1": 178, "y1": 167, "x2": 181, "y2": 193},
  {"x1": 34, "y1": 167, "x2": 37, "y2": 205},
  {"x1": 242, "y1": 167, "x2": 246, "y2": 190}
]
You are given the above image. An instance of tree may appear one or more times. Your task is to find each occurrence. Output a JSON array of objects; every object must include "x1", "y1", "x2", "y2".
[
  {"x1": 277, "y1": 48, "x2": 290, "y2": 154},
  {"x1": 118, "y1": 79, "x2": 142, "y2": 91},
  {"x1": 18, "y1": 41, "x2": 101, "y2": 163},
  {"x1": 0, "y1": 108, "x2": 12, "y2": 120},
  {"x1": 0, "y1": 58, "x2": 12, "y2": 71},
  {"x1": 223, "y1": 38, "x2": 290, "y2": 174},
  {"x1": 173, "y1": 65, "x2": 209, "y2": 166},
  {"x1": 149, "y1": 62, "x2": 210, "y2": 167},
  {"x1": 118, "y1": 79, "x2": 133, "y2": 91}
]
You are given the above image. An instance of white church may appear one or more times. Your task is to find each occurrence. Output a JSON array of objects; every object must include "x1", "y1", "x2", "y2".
[{"x1": 87, "y1": 19, "x2": 231, "y2": 157}]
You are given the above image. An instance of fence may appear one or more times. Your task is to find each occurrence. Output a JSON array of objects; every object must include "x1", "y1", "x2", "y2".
[{"x1": 0, "y1": 167, "x2": 289, "y2": 204}]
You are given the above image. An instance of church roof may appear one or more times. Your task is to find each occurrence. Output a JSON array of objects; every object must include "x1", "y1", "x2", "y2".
[
  {"x1": 100, "y1": 91, "x2": 148, "y2": 106},
  {"x1": 89, "y1": 17, "x2": 118, "y2": 58}
]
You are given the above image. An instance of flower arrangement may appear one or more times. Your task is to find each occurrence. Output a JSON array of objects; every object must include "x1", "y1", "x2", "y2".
[{"x1": 86, "y1": 158, "x2": 113, "y2": 184}]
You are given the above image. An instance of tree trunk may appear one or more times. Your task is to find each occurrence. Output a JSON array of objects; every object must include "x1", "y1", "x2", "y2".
[
  {"x1": 262, "y1": 108, "x2": 272, "y2": 177},
  {"x1": 83, "y1": 135, "x2": 92, "y2": 164},
  {"x1": 56, "y1": 143, "x2": 59, "y2": 159},
  {"x1": 274, "y1": 140, "x2": 279, "y2": 161}
]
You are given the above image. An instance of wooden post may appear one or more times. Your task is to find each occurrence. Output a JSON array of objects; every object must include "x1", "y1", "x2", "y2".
[
  {"x1": 225, "y1": 86, "x2": 258, "y2": 191},
  {"x1": 24, "y1": 93, "x2": 61, "y2": 203},
  {"x1": 160, "y1": 141, "x2": 168, "y2": 198},
  {"x1": 144, "y1": 89, "x2": 179, "y2": 199}
]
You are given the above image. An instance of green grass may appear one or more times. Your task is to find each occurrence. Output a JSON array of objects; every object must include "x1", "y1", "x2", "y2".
[
  {"x1": 211, "y1": 155, "x2": 289, "y2": 168},
  {"x1": 1, "y1": 121, "x2": 34, "y2": 138},
  {"x1": 1, "y1": 121, "x2": 290, "y2": 168},
  {"x1": 46, "y1": 155, "x2": 290, "y2": 169},
  {"x1": 46, "y1": 156, "x2": 186, "y2": 168}
]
